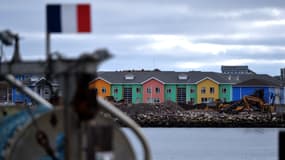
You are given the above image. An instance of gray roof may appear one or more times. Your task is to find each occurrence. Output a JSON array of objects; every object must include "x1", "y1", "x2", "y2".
[
  {"x1": 221, "y1": 74, "x2": 283, "y2": 87},
  {"x1": 30, "y1": 77, "x2": 60, "y2": 87},
  {"x1": 95, "y1": 71, "x2": 231, "y2": 84}
]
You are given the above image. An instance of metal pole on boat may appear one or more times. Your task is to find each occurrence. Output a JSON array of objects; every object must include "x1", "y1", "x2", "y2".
[
  {"x1": 97, "y1": 97, "x2": 152, "y2": 160},
  {"x1": 46, "y1": 26, "x2": 50, "y2": 60},
  {"x1": 61, "y1": 74, "x2": 82, "y2": 160},
  {"x1": 279, "y1": 131, "x2": 285, "y2": 160}
]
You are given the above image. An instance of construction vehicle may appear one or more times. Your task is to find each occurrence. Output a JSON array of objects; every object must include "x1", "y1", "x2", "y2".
[{"x1": 218, "y1": 89, "x2": 275, "y2": 113}]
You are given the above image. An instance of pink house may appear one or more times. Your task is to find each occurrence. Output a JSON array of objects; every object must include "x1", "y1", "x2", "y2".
[{"x1": 142, "y1": 77, "x2": 165, "y2": 103}]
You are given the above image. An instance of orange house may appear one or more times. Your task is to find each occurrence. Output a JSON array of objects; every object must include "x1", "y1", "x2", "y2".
[{"x1": 89, "y1": 78, "x2": 111, "y2": 98}]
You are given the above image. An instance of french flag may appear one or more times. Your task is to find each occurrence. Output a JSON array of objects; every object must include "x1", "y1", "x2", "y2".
[{"x1": 46, "y1": 4, "x2": 91, "y2": 33}]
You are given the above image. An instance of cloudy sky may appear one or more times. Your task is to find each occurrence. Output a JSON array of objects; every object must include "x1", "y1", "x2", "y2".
[{"x1": 1, "y1": 0, "x2": 285, "y2": 76}]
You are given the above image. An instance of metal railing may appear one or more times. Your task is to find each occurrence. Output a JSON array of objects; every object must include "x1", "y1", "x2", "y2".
[{"x1": 98, "y1": 97, "x2": 152, "y2": 160}]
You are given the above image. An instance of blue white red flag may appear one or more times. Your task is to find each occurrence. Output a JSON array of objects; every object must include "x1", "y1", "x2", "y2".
[{"x1": 46, "y1": 4, "x2": 91, "y2": 33}]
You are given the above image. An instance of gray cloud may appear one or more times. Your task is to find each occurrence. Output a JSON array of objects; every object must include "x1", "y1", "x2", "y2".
[
  {"x1": 1, "y1": 0, "x2": 285, "y2": 76},
  {"x1": 193, "y1": 36, "x2": 285, "y2": 46}
]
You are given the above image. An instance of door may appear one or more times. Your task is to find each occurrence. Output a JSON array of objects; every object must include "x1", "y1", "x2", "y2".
[
  {"x1": 177, "y1": 88, "x2": 186, "y2": 104},
  {"x1": 123, "y1": 87, "x2": 132, "y2": 104}
]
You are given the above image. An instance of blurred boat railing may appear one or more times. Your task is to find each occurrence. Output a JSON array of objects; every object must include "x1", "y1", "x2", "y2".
[{"x1": 98, "y1": 97, "x2": 152, "y2": 160}]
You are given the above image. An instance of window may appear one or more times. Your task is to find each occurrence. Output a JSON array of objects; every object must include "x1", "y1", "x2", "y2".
[
  {"x1": 136, "y1": 88, "x2": 141, "y2": 93},
  {"x1": 201, "y1": 87, "x2": 206, "y2": 94},
  {"x1": 190, "y1": 98, "x2": 195, "y2": 103},
  {"x1": 222, "y1": 88, "x2": 227, "y2": 94},
  {"x1": 147, "y1": 88, "x2": 151, "y2": 93},
  {"x1": 155, "y1": 87, "x2": 160, "y2": 93},
  {"x1": 154, "y1": 98, "x2": 160, "y2": 103},
  {"x1": 210, "y1": 87, "x2": 215, "y2": 94},
  {"x1": 178, "y1": 74, "x2": 188, "y2": 80},
  {"x1": 223, "y1": 98, "x2": 227, "y2": 102},
  {"x1": 7, "y1": 88, "x2": 11, "y2": 101},
  {"x1": 125, "y1": 74, "x2": 135, "y2": 80},
  {"x1": 208, "y1": 98, "x2": 214, "y2": 102},
  {"x1": 0, "y1": 88, "x2": 6, "y2": 95},
  {"x1": 201, "y1": 97, "x2": 214, "y2": 103},
  {"x1": 190, "y1": 88, "x2": 195, "y2": 94},
  {"x1": 201, "y1": 97, "x2": 207, "y2": 103},
  {"x1": 0, "y1": 88, "x2": 6, "y2": 101},
  {"x1": 166, "y1": 88, "x2": 171, "y2": 93},
  {"x1": 114, "y1": 88, "x2": 118, "y2": 94},
  {"x1": 44, "y1": 88, "x2": 50, "y2": 95},
  {"x1": 102, "y1": 87, "x2": 106, "y2": 94}
]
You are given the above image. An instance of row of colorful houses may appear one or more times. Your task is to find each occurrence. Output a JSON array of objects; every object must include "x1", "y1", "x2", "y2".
[
  {"x1": 0, "y1": 70, "x2": 283, "y2": 105},
  {"x1": 89, "y1": 71, "x2": 285, "y2": 104}
]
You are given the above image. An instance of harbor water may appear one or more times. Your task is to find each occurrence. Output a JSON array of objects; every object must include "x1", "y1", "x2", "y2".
[{"x1": 124, "y1": 128, "x2": 283, "y2": 160}]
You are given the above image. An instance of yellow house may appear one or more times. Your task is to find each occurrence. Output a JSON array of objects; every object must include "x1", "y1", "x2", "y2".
[
  {"x1": 89, "y1": 78, "x2": 111, "y2": 98},
  {"x1": 196, "y1": 77, "x2": 219, "y2": 103}
]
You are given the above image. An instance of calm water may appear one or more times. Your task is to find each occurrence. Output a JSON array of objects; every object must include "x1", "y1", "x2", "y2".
[{"x1": 124, "y1": 128, "x2": 283, "y2": 160}]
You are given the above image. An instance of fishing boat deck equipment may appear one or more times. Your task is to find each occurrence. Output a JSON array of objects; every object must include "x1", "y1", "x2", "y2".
[{"x1": 0, "y1": 47, "x2": 151, "y2": 160}]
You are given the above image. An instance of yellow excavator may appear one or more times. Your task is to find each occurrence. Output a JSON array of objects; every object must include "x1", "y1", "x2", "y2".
[
  {"x1": 218, "y1": 89, "x2": 275, "y2": 113},
  {"x1": 242, "y1": 95, "x2": 269, "y2": 112}
]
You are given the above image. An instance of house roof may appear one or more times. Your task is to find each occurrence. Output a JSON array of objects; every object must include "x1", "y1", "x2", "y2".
[
  {"x1": 224, "y1": 74, "x2": 283, "y2": 87},
  {"x1": 91, "y1": 77, "x2": 112, "y2": 84},
  {"x1": 95, "y1": 71, "x2": 232, "y2": 84},
  {"x1": 30, "y1": 77, "x2": 59, "y2": 87},
  {"x1": 235, "y1": 78, "x2": 277, "y2": 86},
  {"x1": 140, "y1": 76, "x2": 165, "y2": 84}
]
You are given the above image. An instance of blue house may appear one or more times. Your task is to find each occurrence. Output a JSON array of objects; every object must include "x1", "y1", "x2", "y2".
[
  {"x1": 12, "y1": 74, "x2": 32, "y2": 104},
  {"x1": 11, "y1": 74, "x2": 60, "y2": 104},
  {"x1": 232, "y1": 78, "x2": 282, "y2": 104}
]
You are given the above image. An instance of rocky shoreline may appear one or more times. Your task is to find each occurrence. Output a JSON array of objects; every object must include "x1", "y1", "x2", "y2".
[
  {"x1": 125, "y1": 111, "x2": 285, "y2": 127},
  {"x1": 114, "y1": 102, "x2": 285, "y2": 127}
]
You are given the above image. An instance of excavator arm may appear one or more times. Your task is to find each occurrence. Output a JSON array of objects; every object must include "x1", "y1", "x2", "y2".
[{"x1": 242, "y1": 96, "x2": 265, "y2": 111}]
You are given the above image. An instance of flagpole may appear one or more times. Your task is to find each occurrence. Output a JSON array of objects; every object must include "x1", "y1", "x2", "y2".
[{"x1": 46, "y1": 32, "x2": 50, "y2": 59}]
